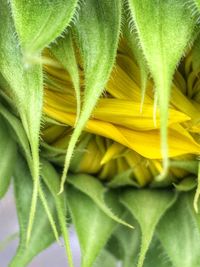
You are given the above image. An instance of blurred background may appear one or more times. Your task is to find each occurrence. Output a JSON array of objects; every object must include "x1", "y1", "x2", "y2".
[{"x1": 0, "y1": 186, "x2": 81, "y2": 267}]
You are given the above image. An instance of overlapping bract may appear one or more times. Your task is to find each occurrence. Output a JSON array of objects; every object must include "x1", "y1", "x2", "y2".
[{"x1": 0, "y1": 1, "x2": 200, "y2": 267}]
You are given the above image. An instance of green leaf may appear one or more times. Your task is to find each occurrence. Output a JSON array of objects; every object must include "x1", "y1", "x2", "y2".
[
  {"x1": 143, "y1": 238, "x2": 173, "y2": 267},
  {"x1": 41, "y1": 141, "x2": 66, "y2": 166},
  {"x1": 190, "y1": 192, "x2": 200, "y2": 232},
  {"x1": 127, "y1": 0, "x2": 196, "y2": 177},
  {"x1": 106, "y1": 235, "x2": 124, "y2": 261},
  {"x1": 110, "y1": 214, "x2": 141, "y2": 267},
  {"x1": 41, "y1": 160, "x2": 74, "y2": 267},
  {"x1": 50, "y1": 32, "x2": 80, "y2": 122},
  {"x1": 0, "y1": 103, "x2": 31, "y2": 166},
  {"x1": 0, "y1": 1, "x2": 64, "y2": 245},
  {"x1": 67, "y1": 186, "x2": 118, "y2": 267},
  {"x1": 60, "y1": 0, "x2": 122, "y2": 191},
  {"x1": 10, "y1": 0, "x2": 79, "y2": 53},
  {"x1": 173, "y1": 176, "x2": 197, "y2": 192},
  {"x1": 0, "y1": 76, "x2": 16, "y2": 109},
  {"x1": 1, "y1": 1, "x2": 79, "y2": 241},
  {"x1": 0, "y1": 0, "x2": 43, "y2": 145},
  {"x1": 108, "y1": 169, "x2": 140, "y2": 188},
  {"x1": 157, "y1": 192, "x2": 200, "y2": 267},
  {"x1": 0, "y1": 0, "x2": 43, "y2": 242},
  {"x1": 94, "y1": 250, "x2": 117, "y2": 267},
  {"x1": 0, "y1": 1, "x2": 42, "y2": 148},
  {"x1": 120, "y1": 189, "x2": 176, "y2": 267},
  {"x1": 68, "y1": 173, "x2": 133, "y2": 229},
  {"x1": 10, "y1": 156, "x2": 58, "y2": 267},
  {"x1": 0, "y1": 116, "x2": 17, "y2": 198}
]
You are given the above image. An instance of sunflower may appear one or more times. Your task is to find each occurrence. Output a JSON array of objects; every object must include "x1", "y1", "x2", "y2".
[{"x1": 1, "y1": 1, "x2": 200, "y2": 267}]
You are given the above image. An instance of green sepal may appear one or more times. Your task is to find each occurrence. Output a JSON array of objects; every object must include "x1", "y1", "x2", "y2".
[
  {"x1": 94, "y1": 250, "x2": 117, "y2": 267},
  {"x1": 173, "y1": 176, "x2": 197, "y2": 192},
  {"x1": 106, "y1": 235, "x2": 124, "y2": 261},
  {"x1": 127, "y1": 0, "x2": 196, "y2": 176},
  {"x1": 60, "y1": 0, "x2": 122, "y2": 191},
  {"x1": 0, "y1": 116, "x2": 17, "y2": 198},
  {"x1": 0, "y1": 0, "x2": 42, "y2": 152},
  {"x1": 169, "y1": 160, "x2": 199, "y2": 175},
  {"x1": 157, "y1": 192, "x2": 200, "y2": 267},
  {"x1": 0, "y1": 76, "x2": 16, "y2": 110},
  {"x1": 68, "y1": 173, "x2": 133, "y2": 228},
  {"x1": 10, "y1": 0, "x2": 79, "y2": 54},
  {"x1": 144, "y1": 238, "x2": 173, "y2": 267},
  {"x1": 40, "y1": 142, "x2": 65, "y2": 166},
  {"x1": 0, "y1": 0, "x2": 43, "y2": 242},
  {"x1": 67, "y1": 185, "x2": 119, "y2": 267},
  {"x1": 107, "y1": 169, "x2": 140, "y2": 188},
  {"x1": 0, "y1": 103, "x2": 31, "y2": 166},
  {"x1": 120, "y1": 189, "x2": 177, "y2": 267},
  {"x1": 41, "y1": 160, "x2": 74, "y2": 267},
  {"x1": 109, "y1": 213, "x2": 140, "y2": 267},
  {"x1": 9, "y1": 156, "x2": 58, "y2": 267},
  {"x1": 50, "y1": 31, "x2": 81, "y2": 122},
  {"x1": 69, "y1": 133, "x2": 93, "y2": 172}
]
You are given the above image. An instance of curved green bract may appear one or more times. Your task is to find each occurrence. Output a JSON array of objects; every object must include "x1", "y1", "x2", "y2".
[
  {"x1": 60, "y1": 0, "x2": 122, "y2": 192},
  {"x1": 0, "y1": 0, "x2": 43, "y2": 243},
  {"x1": 0, "y1": 103, "x2": 31, "y2": 166},
  {"x1": 157, "y1": 193, "x2": 200, "y2": 267},
  {"x1": 1, "y1": 0, "x2": 79, "y2": 244},
  {"x1": 120, "y1": 189, "x2": 177, "y2": 267},
  {"x1": 143, "y1": 239, "x2": 172, "y2": 267},
  {"x1": 41, "y1": 160, "x2": 74, "y2": 267},
  {"x1": 50, "y1": 32, "x2": 81, "y2": 123},
  {"x1": 0, "y1": 116, "x2": 17, "y2": 198},
  {"x1": 10, "y1": 157, "x2": 58, "y2": 267},
  {"x1": 108, "y1": 215, "x2": 140, "y2": 266},
  {"x1": 68, "y1": 174, "x2": 133, "y2": 228},
  {"x1": 127, "y1": 0, "x2": 196, "y2": 178},
  {"x1": 67, "y1": 186, "x2": 120, "y2": 267},
  {"x1": 10, "y1": 0, "x2": 79, "y2": 53}
]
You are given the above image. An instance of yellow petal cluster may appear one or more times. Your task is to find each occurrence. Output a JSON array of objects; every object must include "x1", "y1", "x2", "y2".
[{"x1": 42, "y1": 43, "x2": 200, "y2": 186}]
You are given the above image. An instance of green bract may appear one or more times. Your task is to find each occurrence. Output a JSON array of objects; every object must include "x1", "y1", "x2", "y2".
[
  {"x1": 60, "y1": 0, "x2": 122, "y2": 192},
  {"x1": 127, "y1": 0, "x2": 196, "y2": 177}
]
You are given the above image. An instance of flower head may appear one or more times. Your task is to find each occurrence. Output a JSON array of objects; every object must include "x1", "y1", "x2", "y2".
[{"x1": 42, "y1": 43, "x2": 200, "y2": 188}]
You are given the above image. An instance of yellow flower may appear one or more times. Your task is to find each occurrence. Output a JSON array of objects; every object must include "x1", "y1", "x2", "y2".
[{"x1": 42, "y1": 41, "x2": 200, "y2": 187}]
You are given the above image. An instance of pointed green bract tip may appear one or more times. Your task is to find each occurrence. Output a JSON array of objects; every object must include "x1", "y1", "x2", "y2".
[
  {"x1": 127, "y1": 0, "x2": 196, "y2": 177},
  {"x1": 50, "y1": 32, "x2": 81, "y2": 124},
  {"x1": 59, "y1": 0, "x2": 121, "y2": 190}
]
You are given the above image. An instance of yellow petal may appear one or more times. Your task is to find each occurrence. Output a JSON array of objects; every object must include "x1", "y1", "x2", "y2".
[
  {"x1": 94, "y1": 98, "x2": 190, "y2": 130},
  {"x1": 45, "y1": 89, "x2": 190, "y2": 131},
  {"x1": 44, "y1": 104, "x2": 200, "y2": 159},
  {"x1": 100, "y1": 142, "x2": 125, "y2": 165}
]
